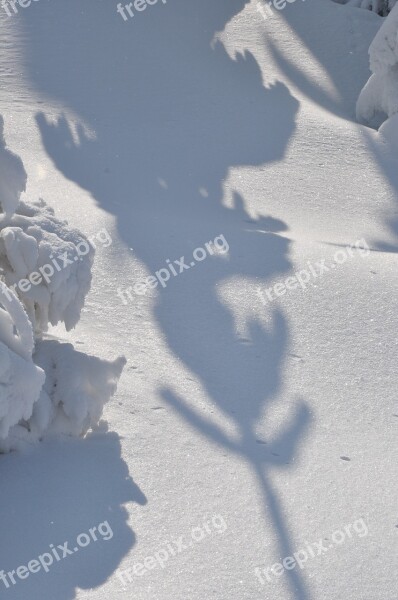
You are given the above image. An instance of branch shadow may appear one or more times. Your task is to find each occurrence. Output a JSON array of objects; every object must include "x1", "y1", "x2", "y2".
[
  {"x1": 269, "y1": 0, "x2": 398, "y2": 252},
  {"x1": 263, "y1": 0, "x2": 380, "y2": 121},
  {"x1": 15, "y1": 0, "x2": 313, "y2": 597},
  {"x1": 156, "y1": 205, "x2": 312, "y2": 599}
]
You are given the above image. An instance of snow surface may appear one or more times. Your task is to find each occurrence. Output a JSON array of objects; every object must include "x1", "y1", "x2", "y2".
[{"x1": 0, "y1": 1, "x2": 397, "y2": 600}]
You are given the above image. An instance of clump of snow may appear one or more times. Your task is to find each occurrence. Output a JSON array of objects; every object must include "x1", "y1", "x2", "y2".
[
  {"x1": 0, "y1": 120, "x2": 125, "y2": 452},
  {"x1": 1, "y1": 341, "x2": 126, "y2": 452},
  {"x1": 0, "y1": 199, "x2": 94, "y2": 333},
  {"x1": 357, "y1": 3, "x2": 398, "y2": 123},
  {"x1": 32, "y1": 341, "x2": 126, "y2": 438}
]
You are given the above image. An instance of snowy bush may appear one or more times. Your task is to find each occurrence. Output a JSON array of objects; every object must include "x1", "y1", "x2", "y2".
[
  {"x1": 1, "y1": 340, "x2": 126, "y2": 453},
  {"x1": 0, "y1": 117, "x2": 125, "y2": 452},
  {"x1": 356, "y1": 3, "x2": 398, "y2": 123},
  {"x1": 0, "y1": 198, "x2": 94, "y2": 334}
]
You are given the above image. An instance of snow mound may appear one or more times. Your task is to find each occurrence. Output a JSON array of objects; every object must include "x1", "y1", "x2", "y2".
[{"x1": 357, "y1": 3, "x2": 398, "y2": 123}]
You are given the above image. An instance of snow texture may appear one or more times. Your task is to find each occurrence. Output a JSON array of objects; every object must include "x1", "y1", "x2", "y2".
[{"x1": 0, "y1": 2, "x2": 397, "y2": 599}]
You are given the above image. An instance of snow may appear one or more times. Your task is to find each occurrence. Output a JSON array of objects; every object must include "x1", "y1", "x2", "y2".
[
  {"x1": 0, "y1": 1, "x2": 397, "y2": 600},
  {"x1": 357, "y1": 3, "x2": 398, "y2": 123},
  {"x1": 1, "y1": 198, "x2": 94, "y2": 333},
  {"x1": 346, "y1": 0, "x2": 396, "y2": 14},
  {"x1": 0, "y1": 116, "x2": 27, "y2": 218},
  {"x1": 0, "y1": 112, "x2": 125, "y2": 451},
  {"x1": 379, "y1": 111, "x2": 398, "y2": 147},
  {"x1": 0, "y1": 287, "x2": 44, "y2": 449},
  {"x1": 32, "y1": 340, "x2": 126, "y2": 440}
]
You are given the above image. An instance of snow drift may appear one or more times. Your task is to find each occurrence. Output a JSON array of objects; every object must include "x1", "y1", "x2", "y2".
[{"x1": 0, "y1": 117, "x2": 125, "y2": 452}]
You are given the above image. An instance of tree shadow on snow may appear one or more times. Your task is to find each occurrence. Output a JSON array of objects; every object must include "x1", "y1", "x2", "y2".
[
  {"x1": 263, "y1": 0, "x2": 380, "y2": 121},
  {"x1": 270, "y1": 0, "x2": 398, "y2": 251},
  {"x1": 17, "y1": 0, "x2": 312, "y2": 598},
  {"x1": 0, "y1": 431, "x2": 146, "y2": 600}
]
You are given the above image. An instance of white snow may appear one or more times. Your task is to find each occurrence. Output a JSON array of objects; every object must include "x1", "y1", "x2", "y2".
[
  {"x1": 0, "y1": 198, "x2": 94, "y2": 333},
  {"x1": 346, "y1": 0, "x2": 396, "y2": 14},
  {"x1": 0, "y1": 2, "x2": 396, "y2": 600},
  {"x1": 32, "y1": 340, "x2": 126, "y2": 440},
  {"x1": 0, "y1": 116, "x2": 27, "y2": 218},
  {"x1": 0, "y1": 106, "x2": 125, "y2": 451},
  {"x1": 0, "y1": 287, "x2": 44, "y2": 449}
]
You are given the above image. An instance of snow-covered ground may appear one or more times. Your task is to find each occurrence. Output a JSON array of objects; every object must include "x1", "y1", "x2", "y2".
[{"x1": 0, "y1": 0, "x2": 397, "y2": 599}]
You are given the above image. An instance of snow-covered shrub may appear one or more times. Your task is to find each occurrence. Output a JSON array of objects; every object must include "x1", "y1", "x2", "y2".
[
  {"x1": 1, "y1": 340, "x2": 126, "y2": 452},
  {"x1": 356, "y1": 3, "x2": 398, "y2": 123},
  {"x1": 0, "y1": 199, "x2": 94, "y2": 333},
  {"x1": 0, "y1": 118, "x2": 125, "y2": 452},
  {"x1": 32, "y1": 341, "x2": 126, "y2": 439}
]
